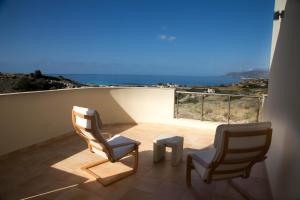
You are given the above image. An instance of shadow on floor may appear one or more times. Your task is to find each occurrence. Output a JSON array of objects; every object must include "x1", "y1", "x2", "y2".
[{"x1": 0, "y1": 124, "x2": 272, "y2": 200}]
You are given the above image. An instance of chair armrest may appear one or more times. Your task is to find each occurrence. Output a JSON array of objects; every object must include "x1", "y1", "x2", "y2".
[
  {"x1": 190, "y1": 153, "x2": 211, "y2": 168},
  {"x1": 110, "y1": 142, "x2": 138, "y2": 149}
]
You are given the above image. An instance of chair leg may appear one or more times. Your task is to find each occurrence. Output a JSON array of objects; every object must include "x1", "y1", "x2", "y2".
[
  {"x1": 186, "y1": 155, "x2": 193, "y2": 186},
  {"x1": 81, "y1": 147, "x2": 139, "y2": 186},
  {"x1": 81, "y1": 159, "x2": 109, "y2": 179},
  {"x1": 228, "y1": 180, "x2": 256, "y2": 200},
  {"x1": 133, "y1": 146, "x2": 139, "y2": 173}
]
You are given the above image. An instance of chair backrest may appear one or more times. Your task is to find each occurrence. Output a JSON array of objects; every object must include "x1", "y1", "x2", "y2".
[
  {"x1": 207, "y1": 122, "x2": 272, "y2": 182},
  {"x1": 71, "y1": 106, "x2": 113, "y2": 159}
]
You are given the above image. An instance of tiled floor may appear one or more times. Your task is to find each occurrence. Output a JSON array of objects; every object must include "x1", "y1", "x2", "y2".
[{"x1": 0, "y1": 123, "x2": 273, "y2": 200}]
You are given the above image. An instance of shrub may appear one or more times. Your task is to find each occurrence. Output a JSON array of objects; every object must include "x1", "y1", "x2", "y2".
[
  {"x1": 13, "y1": 76, "x2": 52, "y2": 91},
  {"x1": 223, "y1": 112, "x2": 229, "y2": 118},
  {"x1": 13, "y1": 77, "x2": 32, "y2": 91},
  {"x1": 34, "y1": 78, "x2": 51, "y2": 90},
  {"x1": 205, "y1": 108, "x2": 213, "y2": 114},
  {"x1": 33, "y1": 70, "x2": 43, "y2": 79}
]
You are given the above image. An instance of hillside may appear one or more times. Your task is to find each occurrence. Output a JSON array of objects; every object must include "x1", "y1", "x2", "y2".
[
  {"x1": 0, "y1": 70, "x2": 85, "y2": 94},
  {"x1": 178, "y1": 78, "x2": 268, "y2": 96},
  {"x1": 226, "y1": 69, "x2": 269, "y2": 79}
]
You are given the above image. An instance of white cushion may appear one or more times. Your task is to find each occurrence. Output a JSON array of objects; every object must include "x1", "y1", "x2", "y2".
[
  {"x1": 213, "y1": 122, "x2": 271, "y2": 149},
  {"x1": 75, "y1": 116, "x2": 92, "y2": 129},
  {"x1": 213, "y1": 122, "x2": 271, "y2": 162},
  {"x1": 108, "y1": 135, "x2": 140, "y2": 160},
  {"x1": 72, "y1": 106, "x2": 140, "y2": 161},
  {"x1": 73, "y1": 106, "x2": 102, "y2": 132},
  {"x1": 192, "y1": 149, "x2": 252, "y2": 180},
  {"x1": 73, "y1": 106, "x2": 96, "y2": 116},
  {"x1": 192, "y1": 122, "x2": 271, "y2": 181},
  {"x1": 192, "y1": 148, "x2": 216, "y2": 179},
  {"x1": 228, "y1": 135, "x2": 267, "y2": 149},
  {"x1": 90, "y1": 135, "x2": 139, "y2": 161}
]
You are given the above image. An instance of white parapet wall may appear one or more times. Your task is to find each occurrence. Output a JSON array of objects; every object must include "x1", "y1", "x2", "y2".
[{"x1": 0, "y1": 87, "x2": 175, "y2": 155}]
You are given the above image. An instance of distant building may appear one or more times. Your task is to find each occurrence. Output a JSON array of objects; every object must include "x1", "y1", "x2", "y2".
[{"x1": 207, "y1": 88, "x2": 215, "y2": 93}]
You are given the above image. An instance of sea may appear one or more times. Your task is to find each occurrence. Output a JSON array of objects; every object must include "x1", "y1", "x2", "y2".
[{"x1": 51, "y1": 74, "x2": 241, "y2": 86}]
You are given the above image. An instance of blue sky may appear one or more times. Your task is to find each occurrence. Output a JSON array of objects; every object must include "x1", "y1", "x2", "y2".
[{"x1": 0, "y1": 0, "x2": 274, "y2": 76}]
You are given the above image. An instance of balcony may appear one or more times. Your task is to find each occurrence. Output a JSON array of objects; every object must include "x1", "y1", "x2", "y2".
[{"x1": 0, "y1": 88, "x2": 272, "y2": 199}]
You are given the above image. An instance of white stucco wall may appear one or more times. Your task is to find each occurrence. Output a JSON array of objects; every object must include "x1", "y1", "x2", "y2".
[
  {"x1": 0, "y1": 87, "x2": 175, "y2": 155},
  {"x1": 263, "y1": 0, "x2": 300, "y2": 199},
  {"x1": 269, "y1": 0, "x2": 287, "y2": 65}
]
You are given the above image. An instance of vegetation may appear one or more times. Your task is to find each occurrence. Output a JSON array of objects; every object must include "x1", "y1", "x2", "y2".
[
  {"x1": 176, "y1": 94, "x2": 261, "y2": 123},
  {"x1": 0, "y1": 70, "x2": 85, "y2": 94},
  {"x1": 175, "y1": 78, "x2": 268, "y2": 123},
  {"x1": 177, "y1": 79, "x2": 268, "y2": 96}
]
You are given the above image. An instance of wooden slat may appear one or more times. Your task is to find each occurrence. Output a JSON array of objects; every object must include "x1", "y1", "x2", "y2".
[
  {"x1": 222, "y1": 157, "x2": 259, "y2": 164},
  {"x1": 227, "y1": 146, "x2": 265, "y2": 153},
  {"x1": 73, "y1": 111, "x2": 94, "y2": 119},
  {"x1": 222, "y1": 160, "x2": 250, "y2": 164},
  {"x1": 225, "y1": 129, "x2": 272, "y2": 137},
  {"x1": 213, "y1": 168, "x2": 245, "y2": 174}
]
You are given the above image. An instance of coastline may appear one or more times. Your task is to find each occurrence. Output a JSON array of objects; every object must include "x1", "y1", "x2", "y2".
[
  {"x1": 0, "y1": 72, "x2": 268, "y2": 95},
  {"x1": 51, "y1": 74, "x2": 268, "y2": 96},
  {"x1": 50, "y1": 74, "x2": 241, "y2": 87}
]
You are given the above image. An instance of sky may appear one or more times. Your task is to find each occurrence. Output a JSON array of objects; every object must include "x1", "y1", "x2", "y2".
[{"x1": 0, "y1": 0, "x2": 274, "y2": 76}]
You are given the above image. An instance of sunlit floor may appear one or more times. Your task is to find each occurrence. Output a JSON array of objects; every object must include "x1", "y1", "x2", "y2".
[{"x1": 0, "y1": 123, "x2": 272, "y2": 200}]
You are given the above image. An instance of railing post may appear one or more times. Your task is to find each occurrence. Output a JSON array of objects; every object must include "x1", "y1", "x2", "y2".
[
  {"x1": 256, "y1": 97, "x2": 261, "y2": 122},
  {"x1": 176, "y1": 92, "x2": 179, "y2": 118},
  {"x1": 173, "y1": 91, "x2": 262, "y2": 123},
  {"x1": 201, "y1": 95, "x2": 204, "y2": 121},
  {"x1": 228, "y1": 95, "x2": 231, "y2": 124}
]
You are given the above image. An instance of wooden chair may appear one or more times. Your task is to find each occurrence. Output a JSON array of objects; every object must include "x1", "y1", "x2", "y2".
[
  {"x1": 72, "y1": 106, "x2": 140, "y2": 186},
  {"x1": 186, "y1": 122, "x2": 272, "y2": 200}
]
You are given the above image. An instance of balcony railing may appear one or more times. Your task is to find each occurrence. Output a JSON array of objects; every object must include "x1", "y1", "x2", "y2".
[{"x1": 174, "y1": 91, "x2": 266, "y2": 123}]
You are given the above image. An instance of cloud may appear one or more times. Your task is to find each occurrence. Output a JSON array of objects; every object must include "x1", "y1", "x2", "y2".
[
  {"x1": 159, "y1": 34, "x2": 176, "y2": 42},
  {"x1": 159, "y1": 34, "x2": 167, "y2": 40},
  {"x1": 168, "y1": 36, "x2": 176, "y2": 41}
]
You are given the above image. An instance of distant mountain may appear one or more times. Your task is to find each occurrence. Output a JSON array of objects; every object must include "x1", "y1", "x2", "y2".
[{"x1": 225, "y1": 69, "x2": 269, "y2": 79}]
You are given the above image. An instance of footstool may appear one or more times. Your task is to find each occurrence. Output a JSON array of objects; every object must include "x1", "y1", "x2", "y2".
[{"x1": 153, "y1": 135, "x2": 184, "y2": 167}]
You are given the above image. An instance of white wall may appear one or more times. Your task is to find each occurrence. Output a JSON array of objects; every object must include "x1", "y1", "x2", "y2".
[
  {"x1": 0, "y1": 87, "x2": 175, "y2": 155},
  {"x1": 263, "y1": 0, "x2": 300, "y2": 199},
  {"x1": 269, "y1": 0, "x2": 287, "y2": 65}
]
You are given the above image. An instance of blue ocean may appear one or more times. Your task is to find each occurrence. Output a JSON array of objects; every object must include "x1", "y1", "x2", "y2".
[{"x1": 52, "y1": 74, "x2": 241, "y2": 86}]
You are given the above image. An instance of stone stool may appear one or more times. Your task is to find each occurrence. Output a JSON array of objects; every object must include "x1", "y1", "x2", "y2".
[{"x1": 153, "y1": 136, "x2": 184, "y2": 166}]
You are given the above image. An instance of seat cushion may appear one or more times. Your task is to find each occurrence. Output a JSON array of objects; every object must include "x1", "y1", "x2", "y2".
[
  {"x1": 73, "y1": 106, "x2": 96, "y2": 116},
  {"x1": 191, "y1": 148, "x2": 216, "y2": 179},
  {"x1": 213, "y1": 122, "x2": 272, "y2": 149},
  {"x1": 73, "y1": 106, "x2": 97, "y2": 131},
  {"x1": 73, "y1": 106, "x2": 105, "y2": 143},
  {"x1": 213, "y1": 122, "x2": 272, "y2": 163},
  {"x1": 191, "y1": 148, "x2": 250, "y2": 181},
  {"x1": 108, "y1": 135, "x2": 141, "y2": 161}
]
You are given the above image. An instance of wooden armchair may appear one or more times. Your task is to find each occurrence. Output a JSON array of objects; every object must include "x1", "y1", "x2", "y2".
[
  {"x1": 186, "y1": 122, "x2": 272, "y2": 199},
  {"x1": 72, "y1": 106, "x2": 140, "y2": 186}
]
